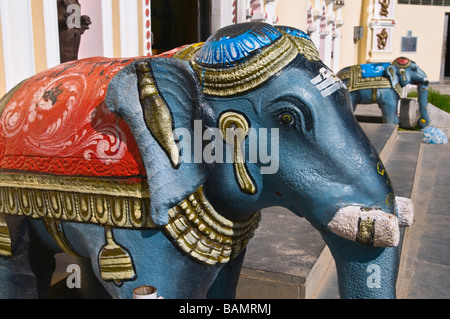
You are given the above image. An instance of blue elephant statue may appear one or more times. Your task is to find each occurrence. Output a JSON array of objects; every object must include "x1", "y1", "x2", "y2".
[
  {"x1": 0, "y1": 23, "x2": 410, "y2": 299},
  {"x1": 337, "y1": 57, "x2": 430, "y2": 128}
]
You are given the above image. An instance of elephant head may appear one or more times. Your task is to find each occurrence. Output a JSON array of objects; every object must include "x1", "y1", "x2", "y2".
[
  {"x1": 106, "y1": 23, "x2": 404, "y2": 298},
  {"x1": 384, "y1": 57, "x2": 430, "y2": 128}
]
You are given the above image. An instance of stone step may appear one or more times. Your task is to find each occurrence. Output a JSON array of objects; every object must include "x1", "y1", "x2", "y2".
[
  {"x1": 360, "y1": 123, "x2": 398, "y2": 162},
  {"x1": 311, "y1": 129, "x2": 423, "y2": 299},
  {"x1": 396, "y1": 142, "x2": 450, "y2": 299},
  {"x1": 382, "y1": 131, "x2": 424, "y2": 282},
  {"x1": 236, "y1": 123, "x2": 402, "y2": 299}
]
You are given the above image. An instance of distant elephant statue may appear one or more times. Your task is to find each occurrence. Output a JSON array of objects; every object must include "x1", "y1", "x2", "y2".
[
  {"x1": 337, "y1": 57, "x2": 430, "y2": 128},
  {"x1": 0, "y1": 23, "x2": 411, "y2": 299}
]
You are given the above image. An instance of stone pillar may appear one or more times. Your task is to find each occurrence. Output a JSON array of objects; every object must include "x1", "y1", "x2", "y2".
[
  {"x1": 332, "y1": 1, "x2": 344, "y2": 71},
  {"x1": 321, "y1": 1, "x2": 334, "y2": 68},
  {"x1": 142, "y1": 0, "x2": 152, "y2": 57},
  {"x1": 237, "y1": 0, "x2": 251, "y2": 23},
  {"x1": 369, "y1": 0, "x2": 396, "y2": 59},
  {"x1": 265, "y1": 0, "x2": 278, "y2": 25},
  {"x1": 0, "y1": 0, "x2": 36, "y2": 90},
  {"x1": 307, "y1": 0, "x2": 322, "y2": 51},
  {"x1": 211, "y1": 0, "x2": 234, "y2": 34}
]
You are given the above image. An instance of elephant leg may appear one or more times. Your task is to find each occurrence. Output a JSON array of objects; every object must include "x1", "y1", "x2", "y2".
[
  {"x1": 379, "y1": 101, "x2": 399, "y2": 125},
  {"x1": 0, "y1": 216, "x2": 56, "y2": 299},
  {"x1": 321, "y1": 231, "x2": 398, "y2": 299},
  {"x1": 28, "y1": 221, "x2": 58, "y2": 298},
  {"x1": 77, "y1": 257, "x2": 112, "y2": 299},
  {"x1": 61, "y1": 224, "x2": 223, "y2": 299},
  {"x1": 350, "y1": 92, "x2": 360, "y2": 112},
  {"x1": 378, "y1": 94, "x2": 399, "y2": 124},
  {"x1": 206, "y1": 249, "x2": 247, "y2": 299}
]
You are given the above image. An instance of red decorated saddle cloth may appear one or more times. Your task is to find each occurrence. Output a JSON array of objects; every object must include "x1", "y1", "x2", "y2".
[
  {"x1": 0, "y1": 57, "x2": 160, "y2": 229},
  {"x1": 0, "y1": 57, "x2": 145, "y2": 178},
  {"x1": 0, "y1": 47, "x2": 190, "y2": 231}
]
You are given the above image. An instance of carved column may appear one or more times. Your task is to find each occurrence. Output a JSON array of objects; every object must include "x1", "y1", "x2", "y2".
[
  {"x1": 265, "y1": 0, "x2": 279, "y2": 25},
  {"x1": 321, "y1": 1, "x2": 334, "y2": 68},
  {"x1": 237, "y1": 0, "x2": 253, "y2": 22},
  {"x1": 250, "y1": 0, "x2": 265, "y2": 22},
  {"x1": 307, "y1": 0, "x2": 322, "y2": 51},
  {"x1": 332, "y1": 1, "x2": 345, "y2": 71},
  {"x1": 370, "y1": 0, "x2": 395, "y2": 56}
]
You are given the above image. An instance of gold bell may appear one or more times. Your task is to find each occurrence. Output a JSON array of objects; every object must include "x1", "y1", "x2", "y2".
[
  {"x1": 98, "y1": 226, "x2": 136, "y2": 283},
  {"x1": 0, "y1": 214, "x2": 12, "y2": 257}
]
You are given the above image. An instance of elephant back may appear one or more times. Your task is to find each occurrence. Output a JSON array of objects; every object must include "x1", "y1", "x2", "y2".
[
  {"x1": 0, "y1": 58, "x2": 156, "y2": 236},
  {"x1": 337, "y1": 64, "x2": 392, "y2": 93},
  {"x1": 0, "y1": 57, "x2": 146, "y2": 179}
]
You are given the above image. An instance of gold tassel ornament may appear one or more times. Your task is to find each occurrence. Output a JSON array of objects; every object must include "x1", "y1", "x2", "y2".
[
  {"x1": 98, "y1": 226, "x2": 136, "y2": 283},
  {"x1": 0, "y1": 214, "x2": 12, "y2": 257}
]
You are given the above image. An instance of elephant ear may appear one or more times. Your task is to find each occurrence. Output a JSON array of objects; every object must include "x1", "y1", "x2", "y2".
[
  {"x1": 384, "y1": 64, "x2": 399, "y2": 88},
  {"x1": 105, "y1": 58, "x2": 214, "y2": 226}
]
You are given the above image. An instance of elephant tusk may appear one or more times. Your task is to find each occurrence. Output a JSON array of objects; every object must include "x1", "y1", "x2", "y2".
[
  {"x1": 395, "y1": 196, "x2": 414, "y2": 227},
  {"x1": 327, "y1": 206, "x2": 400, "y2": 247}
]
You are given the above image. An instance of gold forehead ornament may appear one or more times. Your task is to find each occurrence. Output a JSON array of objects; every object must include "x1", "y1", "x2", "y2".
[{"x1": 174, "y1": 31, "x2": 320, "y2": 97}]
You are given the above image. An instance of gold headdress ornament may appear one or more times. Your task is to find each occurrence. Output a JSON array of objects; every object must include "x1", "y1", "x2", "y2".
[
  {"x1": 392, "y1": 57, "x2": 412, "y2": 83},
  {"x1": 392, "y1": 57, "x2": 412, "y2": 69},
  {"x1": 175, "y1": 23, "x2": 320, "y2": 97}
]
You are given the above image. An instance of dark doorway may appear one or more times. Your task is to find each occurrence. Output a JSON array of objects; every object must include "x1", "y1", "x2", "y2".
[
  {"x1": 444, "y1": 13, "x2": 450, "y2": 77},
  {"x1": 151, "y1": 0, "x2": 211, "y2": 55}
]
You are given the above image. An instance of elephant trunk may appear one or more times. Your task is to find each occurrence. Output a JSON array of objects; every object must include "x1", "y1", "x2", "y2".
[{"x1": 417, "y1": 82, "x2": 430, "y2": 128}]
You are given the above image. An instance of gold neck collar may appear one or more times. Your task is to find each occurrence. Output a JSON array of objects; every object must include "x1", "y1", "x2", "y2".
[{"x1": 165, "y1": 186, "x2": 261, "y2": 265}]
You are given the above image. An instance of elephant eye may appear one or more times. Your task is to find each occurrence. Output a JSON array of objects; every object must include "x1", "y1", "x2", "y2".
[{"x1": 278, "y1": 112, "x2": 295, "y2": 126}]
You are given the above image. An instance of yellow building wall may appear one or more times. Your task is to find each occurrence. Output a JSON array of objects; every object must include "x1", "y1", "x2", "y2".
[
  {"x1": 30, "y1": 0, "x2": 48, "y2": 74},
  {"x1": 339, "y1": 0, "x2": 365, "y2": 69},
  {"x1": 112, "y1": 0, "x2": 122, "y2": 58},
  {"x1": 276, "y1": 1, "x2": 448, "y2": 82},
  {"x1": 338, "y1": 2, "x2": 447, "y2": 81},
  {"x1": 137, "y1": 0, "x2": 144, "y2": 56},
  {"x1": 276, "y1": 0, "x2": 309, "y2": 30},
  {"x1": 0, "y1": 14, "x2": 5, "y2": 97},
  {"x1": 386, "y1": 4, "x2": 448, "y2": 82}
]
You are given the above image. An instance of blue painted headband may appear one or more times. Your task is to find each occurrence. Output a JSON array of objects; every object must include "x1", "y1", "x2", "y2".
[
  {"x1": 195, "y1": 22, "x2": 282, "y2": 68},
  {"x1": 190, "y1": 23, "x2": 320, "y2": 96}
]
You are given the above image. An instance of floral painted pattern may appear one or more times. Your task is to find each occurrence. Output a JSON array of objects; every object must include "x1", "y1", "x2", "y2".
[
  {"x1": 0, "y1": 57, "x2": 147, "y2": 177},
  {"x1": 422, "y1": 126, "x2": 449, "y2": 145}
]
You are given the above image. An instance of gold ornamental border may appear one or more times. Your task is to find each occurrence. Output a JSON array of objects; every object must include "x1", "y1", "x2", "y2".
[
  {"x1": 0, "y1": 173, "x2": 150, "y2": 198},
  {"x1": 0, "y1": 173, "x2": 261, "y2": 267},
  {"x1": 338, "y1": 65, "x2": 392, "y2": 93},
  {"x1": 165, "y1": 186, "x2": 261, "y2": 266},
  {"x1": 0, "y1": 173, "x2": 155, "y2": 229}
]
